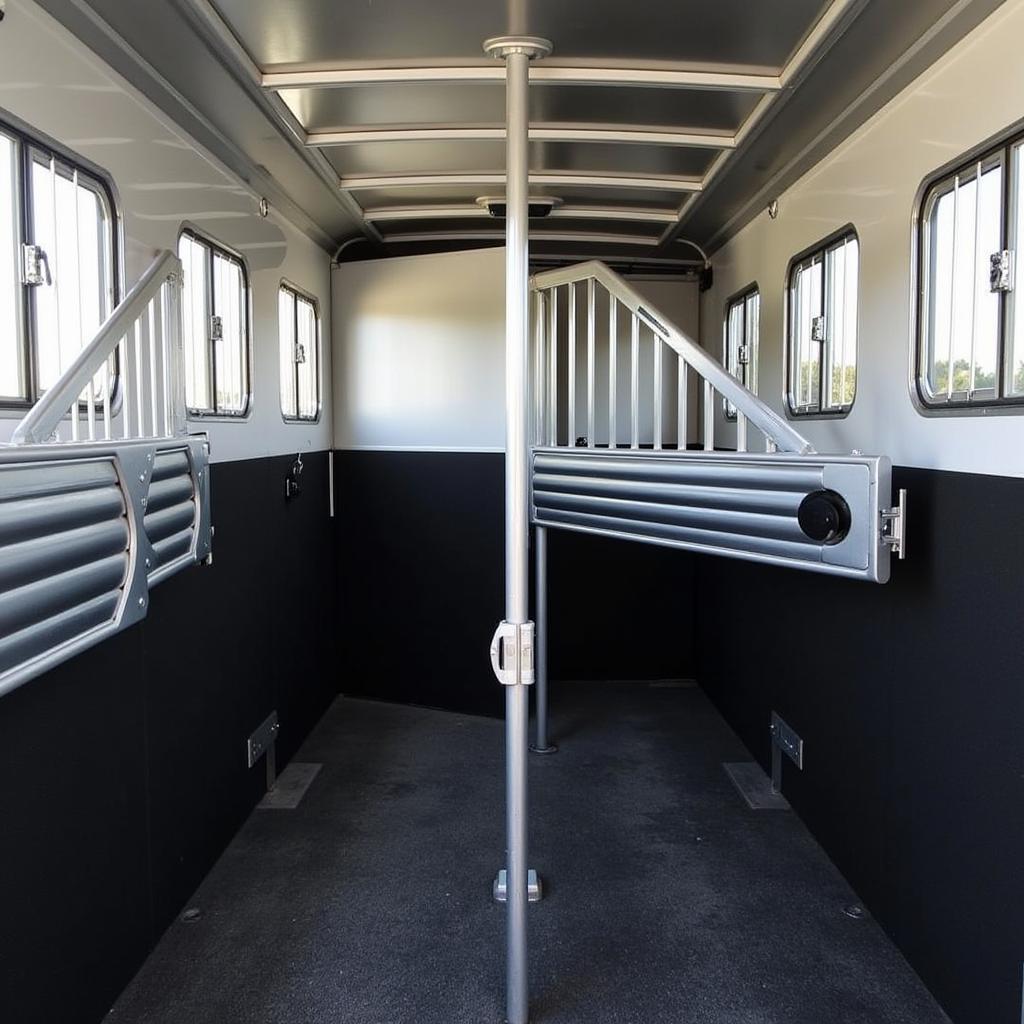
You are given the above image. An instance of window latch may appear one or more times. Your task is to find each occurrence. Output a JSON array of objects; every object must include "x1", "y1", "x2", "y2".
[
  {"x1": 810, "y1": 315, "x2": 826, "y2": 342},
  {"x1": 209, "y1": 314, "x2": 223, "y2": 341},
  {"x1": 21, "y1": 244, "x2": 50, "y2": 287},
  {"x1": 737, "y1": 344, "x2": 750, "y2": 366},
  {"x1": 990, "y1": 250, "x2": 1014, "y2": 293},
  {"x1": 293, "y1": 341, "x2": 306, "y2": 365}
]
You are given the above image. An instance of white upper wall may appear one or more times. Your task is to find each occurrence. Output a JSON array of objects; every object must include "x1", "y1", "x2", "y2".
[
  {"x1": 701, "y1": 0, "x2": 1024, "y2": 479},
  {"x1": 0, "y1": 0, "x2": 332, "y2": 463},
  {"x1": 332, "y1": 248, "x2": 699, "y2": 451}
]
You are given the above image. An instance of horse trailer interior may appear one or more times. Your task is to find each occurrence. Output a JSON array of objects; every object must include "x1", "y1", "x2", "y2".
[{"x1": 0, "y1": 0, "x2": 1021, "y2": 1021}]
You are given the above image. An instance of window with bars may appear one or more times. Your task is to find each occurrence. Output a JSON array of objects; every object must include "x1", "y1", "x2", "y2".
[
  {"x1": 278, "y1": 282, "x2": 320, "y2": 421},
  {"x1": 723, "y1": 286, "x2": 759, "y2": 419},
  {"x1": 917, "y1": 134, "x2": 1023, "y2": 409},
  {"x1": 786, "y1": 230, "x2": 859, "y2": 417},
  {"x1": 0, "y1": 119, "x2": 116, "y2": 407},
  {"x1": 178, "y1": 228, "x2": 250, "y2": 417}
]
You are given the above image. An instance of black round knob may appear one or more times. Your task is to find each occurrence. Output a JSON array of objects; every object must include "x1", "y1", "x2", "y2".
[{"x1": 797, "y1": 489, "x2": 851, "y2": 545}]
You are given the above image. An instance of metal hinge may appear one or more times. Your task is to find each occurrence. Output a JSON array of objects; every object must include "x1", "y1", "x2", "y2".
[
  {"x1": 810, "y1": 315, "x2": 826, "y2": 342},
  {"x1": 210, "y1": 314, "x2": 223, "y2": 341},
  {"x1": 293, "y1": 341, "x2": 307, "y2": 365},
  {"x1": 881, "y1": 488, "x2": 907, "y2": 560},
  {"x1": 21, "y1": 244, "x2": 50, "y2": 286},
  {"x1": 489, "y1": 621, "x2": 535, "y2": 686},
  {"x1": 990, "y1": 250, "x2": 1014, "y2": 293}
]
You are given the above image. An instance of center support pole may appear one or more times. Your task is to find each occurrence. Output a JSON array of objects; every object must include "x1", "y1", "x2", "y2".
[{"x1": 484, "y1": 32, "x2": 552, "y2": 1024}]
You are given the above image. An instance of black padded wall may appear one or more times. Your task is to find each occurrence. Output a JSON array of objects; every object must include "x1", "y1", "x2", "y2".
[
  {"x1": 0, "y1": 452, "x2": 338, "y2": 1024},
  {"x1": 695, "y1": 466, "x2": 1024, "y2": 1024},
  {"x1": 333, "y1": 450, "x2": 695, "y2": 718}
]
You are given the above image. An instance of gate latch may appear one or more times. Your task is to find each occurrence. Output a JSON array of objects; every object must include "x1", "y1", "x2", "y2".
[
  {"x1": 880, "y1": 488, "x2": 907, "y2": 560},
  {"x1": 490, "y1": 621, "x2": 535, "y2": 686},
  {"x1": 21, "y1": 244, "x2": 50, "y2": 286}
]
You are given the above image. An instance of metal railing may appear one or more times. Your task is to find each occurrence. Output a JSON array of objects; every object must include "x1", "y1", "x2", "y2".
[
  {"x1": 530, "y1": 261, "x2": 813, "y2": 455},
  {"x1": 12, "y1": 250, "x2": 187, "y2": 446}
]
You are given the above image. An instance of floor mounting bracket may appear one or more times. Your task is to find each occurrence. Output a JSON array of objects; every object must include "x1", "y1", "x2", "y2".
[
  {"x1": 247, "y1": 711, "x2": 280, "y2": 792},
  {"x1": 770, "y1": 711, "x2": 804, "y2": 795}
]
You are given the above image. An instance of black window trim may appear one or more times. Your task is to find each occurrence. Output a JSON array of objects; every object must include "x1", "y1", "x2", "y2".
[
  {"x1": 784, "y1": 223, "x2": 859, "y2": 420},
  {"x1": 912, "y1": 122, "x2": 1024, "y2": 415},
  {"x1": 722, "y1": 282, "x2": 759, "y2": 422},
  {"x1": 177, "y1": 223, "x2": 253, "y2": 420},
  {"x1": 278, "y1": 278, "x2": 322, "y2": 424},
  {"x1": 0, "y1": 105, "x2": 121, "y2": 412}
]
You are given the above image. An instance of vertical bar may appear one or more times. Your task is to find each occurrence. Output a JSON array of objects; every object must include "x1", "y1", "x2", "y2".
[
  {"x1": 500, "y1": 43, "x2": 533, "y2": 1024},
  {"x1": 737, "y1": 411, "x2": 748, "y2": 452},
  {"x1": 630, "y1": 313, "x2": 639, "y2": 449},
  {"x1": 608, "y1": 295, "x2": 617, "y2": 448},
  {"x1": 102, "y1": 361, "x2": 111, "y2": 440},
  {"x1": 586, "y1": 278, "x2": 595, "y2": 447},
  {"x1": 947, "y1": 174, "x2": 960, "y2": 400},
  {"x1": 533, "y1": 290, "x2": 545, "y2": 444},
  {"x1": 567, "y1": 281, "x2": 576, "y2": 444},
  {"x1": 120, "y1": 337, "x2": 130, "y2": 439},
  {"x1": 677, "y1": 358, "x2": 688, "y2": 450},
  {"x1": 148, "y1": 299, "x2": 159, "y2": 436},
  {"x1": 547, "y1": 288, "x2": 557, "y2": 445},
  {"x1": 134, "y1": 317, "x2": 144, "y2": 438},
  {"x1": 532, "y1": 526, "x2": 553, "y2": 753},
  {"x1": 968, "y1": 161, "x2": 982, "y2": 396},
  {"x1": 703, "y1": 379, "x2": 714, "y2": 451},
  {"x1": 653, "y1": 336, "x2": 663, "y2": 450},
  {"x1": 162, "y1": 281, "x2": 173, "y2": 435}
]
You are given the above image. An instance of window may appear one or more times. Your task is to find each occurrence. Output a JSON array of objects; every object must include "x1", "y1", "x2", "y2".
[
  {"x1": 178, "y1": 228, "x2": 251, "y2": 416},
  {"x1": 917, "y1": 133, "x2": 1024, "y2": 409},
  {"x1": 786, "y1": 230, "x2": 859, "y2": 416},
  {"x1": 278, "y1": 282, "x2": 320, "y2": 421},
  {"x1": 723, "y1": 286, "x2": 759, "y2": 418},
  {"x1": 0, "y1": 119, "x2": 116, "y2": 405}
]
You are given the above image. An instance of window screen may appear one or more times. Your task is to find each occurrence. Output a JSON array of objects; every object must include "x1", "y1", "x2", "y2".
[
  {"x1": 918, "y1": 134, "x2": 1024, "y2": 409},
  {"x1": 178, "y1": 229, "x2": 250, "y2": 416},
  {"x1": 723, "y1": 287, "x2": 759, "y2": 419},
  {"x1": 0, "y1": 119, "x2": 116, "y2": 406},
  {"x1": 279, "y1": 283, "x2": 320, "y2": 421},
  {"x1": 787, "y1": 231, "x2": 859, "y2": 416}
]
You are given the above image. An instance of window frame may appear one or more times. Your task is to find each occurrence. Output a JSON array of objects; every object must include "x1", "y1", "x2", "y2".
[
  {"x1": 722, "y1": 283, "x2": 759, "y2": 421},
  {"x1": 784, "y1": 225, "x2": 860, "y2": 419},
  {"x1": 278, "y1": 279, "x2": 322, "y2": 424},
  {"x1": 913, "y1": 124, "x2": 1024, "y2": 415},
  {"x1": 0, "y1": 108, "x2": 121, "y2": 411},
  {"x1": 177, "y1": 223, "x2": 253, "y2": 420}
]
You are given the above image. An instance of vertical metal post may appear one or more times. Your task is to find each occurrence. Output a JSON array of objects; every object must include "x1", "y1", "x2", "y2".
[
  {"x1": 485, "y1": 33, "x2": 552, "y2": 1024},
  {"x1": 531, "y1": 526, "x2": 556, "y2": 755}
]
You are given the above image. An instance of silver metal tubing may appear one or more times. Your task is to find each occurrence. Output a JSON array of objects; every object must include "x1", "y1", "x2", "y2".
[
  {"x1": 703, "y1": 380, "x2": 715, "y2": 451},
  {"x1": 608, "y1": 296, "x2": 617, "y2": 448},
  {"x1": 630, "y1": 314, "x2": 640, "y2": 449},
  {"x1": 486, "y1": 33, "x2": 551, "y2": 1024},
  {"x1": 531, "y1": 526, "x2": 555, "y2": 754},
  {"x1": 567, "y1": 281, "x2": 576, "y2": 443},
  {"x1": 587, "y1": 279, "x2": 596, "y2": 447},
  {"x1": 946, "y1": 174, "x2": 959, "y2": 401},
  {"x1": 548, "y1": 287, "x2": 557, "y2": 445},
  {"x1": 653, "y1": 337, "x2": 663, "y2": 450},
  {"x1": 737, "y1": 412, "x2": 748, "y2": 453},
  {"x1": 677, "y1": 357, "x2": 688, "y2": 450},
  {"x1": 968, "y1": 161, "x2": 982, "y2": 397}
]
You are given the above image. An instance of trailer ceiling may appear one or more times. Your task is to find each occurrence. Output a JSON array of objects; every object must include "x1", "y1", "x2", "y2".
[{"x1": 40, "y1": 0, "x2": 1005, "y2": 264}]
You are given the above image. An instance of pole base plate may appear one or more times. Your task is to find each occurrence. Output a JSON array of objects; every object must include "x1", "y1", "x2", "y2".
[
  {"x1": 529, "y1": 743, "x2": 558, "y2": 755},
  {"x1": 483, "y1": 35, "x2": 553, "y2": 60},
  {"x1": 493, "y1": 868, "x2": 542, "y2": 903}
]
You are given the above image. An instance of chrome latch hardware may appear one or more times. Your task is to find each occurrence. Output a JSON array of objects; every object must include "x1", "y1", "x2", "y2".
[
  {"x1": 489, "y1": 620, "x2": 535, "y2": 686},
  {"x1": 990, "y1": 250, "x2": 1014, "y2": 293},
  {"x1": 293, "y1": 341, "x2": 307, "y2": 365},
  {"x1": 810, "y1": 315, "x2": 826, "y2": 342},
  {"x1": 210, "y1": 314, "x2": 223, "y2": 341},
  {"x1": 880, "y1": 488, "x2": 907, "y2": 560},
  {"x1": 21, "y1": 244, "x2": 50, "y2": 286},
  {"x1": 737, "y1": 344, "x2": 750, "y2": 366}
]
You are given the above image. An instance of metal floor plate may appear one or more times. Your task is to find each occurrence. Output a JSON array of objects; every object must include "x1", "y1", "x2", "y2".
[
  {"x1": 258, "y1": 762, "x2": 322, "y2": 810},
  {"x1": 723, "y1": 761, "x2": 790, "y2": 811}
]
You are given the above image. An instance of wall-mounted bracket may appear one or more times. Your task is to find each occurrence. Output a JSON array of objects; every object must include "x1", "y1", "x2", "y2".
[
  {"x1": 881, "y1": 488, "x2": 907, "y2": 560},
  {"x1": 770, "y1": 711, "x2": 803, "y2": 795},
  {"x1": 489, "y1": 621, "x2": 535, "y2": 686},
  {"x1": 247, "y1": 710, "x2": 280, "y2": 791},
  {"x1": 493, "y1": 869, "x2": 542, "y2": 903}
]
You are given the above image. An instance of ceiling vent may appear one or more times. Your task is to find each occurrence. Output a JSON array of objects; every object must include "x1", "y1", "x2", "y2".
[{"x1": 477, "y1": 196, "x2": 560, "y2": 219}]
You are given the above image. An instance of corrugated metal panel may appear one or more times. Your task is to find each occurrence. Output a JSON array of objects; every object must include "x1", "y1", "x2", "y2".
[
  {"x1": 0, "y1": 459, "x2": 130, "y2": 685},
  {"x1": 532, "y1": 449, "x2": 891, "y2": 582},
  {"x1": 144, "y1": 448, "x2": 197, "y2": 576}
]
